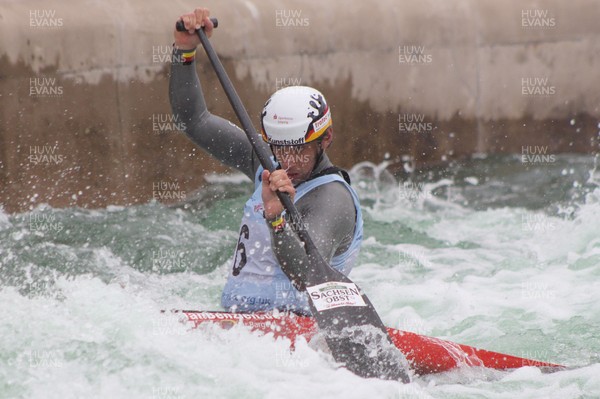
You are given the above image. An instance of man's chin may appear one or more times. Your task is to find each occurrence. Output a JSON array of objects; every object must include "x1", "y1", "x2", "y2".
[{"x1": 288, "y1": 174, "x2": 304, "y2": 185}]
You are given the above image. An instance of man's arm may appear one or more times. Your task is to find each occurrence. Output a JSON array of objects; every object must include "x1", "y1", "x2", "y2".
[
  {"x1": 169, "y1": 8, "x2": 269, "y2": 179},
  {"x1": 269, "y1": 182, "x2": 356, "y2": 291}
]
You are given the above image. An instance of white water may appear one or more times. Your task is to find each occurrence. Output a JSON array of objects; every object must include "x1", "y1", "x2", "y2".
[{"x1": 1, "y1": 156, "x2": 599, "y2": 398}]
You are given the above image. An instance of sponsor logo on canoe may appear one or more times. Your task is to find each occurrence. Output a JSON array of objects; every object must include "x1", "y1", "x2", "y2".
[
  {"x1": 306, "y1": 282, "x2": 366, "y2": 311},
  {"x1": 185, "y1": 312, "x2": 280, "y2": 321}
]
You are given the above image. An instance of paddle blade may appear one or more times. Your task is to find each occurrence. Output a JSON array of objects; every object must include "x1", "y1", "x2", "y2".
[{"x1": 299, "y1": 251, "x2": 411, "y2": 381}]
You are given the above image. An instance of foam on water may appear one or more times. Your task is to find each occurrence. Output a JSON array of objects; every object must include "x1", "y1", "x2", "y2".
[{"x1": 1, "y1": 156, "x2": 599, "y2": 398}]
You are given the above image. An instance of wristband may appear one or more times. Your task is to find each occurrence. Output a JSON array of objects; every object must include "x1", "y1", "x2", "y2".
[
  {"x1": 172, "y1": 44, "x2": 196, "y2": 65},
  {"x1": 181, "y1": 49, "x2": 196, "y2": 65},
  {"x1": 264, "y1": 212, "x2": 286, "y2": 233}
]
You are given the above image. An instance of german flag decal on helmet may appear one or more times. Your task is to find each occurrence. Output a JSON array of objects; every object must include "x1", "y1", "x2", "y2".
[{"x1": 305, "y1": 94, "x2": 332, "y2": 142}]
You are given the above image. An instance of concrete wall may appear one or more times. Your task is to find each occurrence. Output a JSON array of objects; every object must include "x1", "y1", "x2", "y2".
[{"x1": 1, "y1": 0, "x2": 599, "y2": 212}]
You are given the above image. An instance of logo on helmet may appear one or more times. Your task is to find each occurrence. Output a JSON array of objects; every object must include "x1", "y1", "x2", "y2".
[
  {"x1": 305, "y1": 94, "x2": 331, "y2": 140},
  {"x1": 269, "y1": 137, "x2": 306, "y2": 145},
  {"x1": 312, "y1": 111, "x2": 331, "y2": 132}
]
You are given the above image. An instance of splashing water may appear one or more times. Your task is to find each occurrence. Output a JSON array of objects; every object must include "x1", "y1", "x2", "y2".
[{"x1": 1, "y1": 154, "x2": 599, "y2": 398}]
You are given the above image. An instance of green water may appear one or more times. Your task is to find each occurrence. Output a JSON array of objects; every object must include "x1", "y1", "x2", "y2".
[{"x1": 0, "y1": 154, "x2": 599, "y2": 398}]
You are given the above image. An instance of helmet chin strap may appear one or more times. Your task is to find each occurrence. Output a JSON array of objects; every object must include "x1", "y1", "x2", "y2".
[
  {"x1": 269, "y1": 144, "x2": 281, "y2": 169},
  {"x1": 309, "y1": 142, "x2": 325, "y2": 178}
]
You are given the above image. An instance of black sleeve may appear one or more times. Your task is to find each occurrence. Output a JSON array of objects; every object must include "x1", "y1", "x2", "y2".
[
  {"x1": 168, "y1": 47, "x2": 270, "y2": 179},
  {"x1": 269, "y1": 181, "x2": 356, "y2": 291}
]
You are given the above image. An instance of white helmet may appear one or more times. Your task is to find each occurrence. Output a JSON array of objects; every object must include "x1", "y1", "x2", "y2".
[{"x1": 260, "y1": 86, "x2": 332, "y2": 146}]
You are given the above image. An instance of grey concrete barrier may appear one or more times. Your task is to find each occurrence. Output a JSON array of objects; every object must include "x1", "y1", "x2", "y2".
[{"x1": 1, "y1": 0, "x2": 599, "y2": 212}]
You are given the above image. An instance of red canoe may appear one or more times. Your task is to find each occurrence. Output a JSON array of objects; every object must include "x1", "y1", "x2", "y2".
[{"x1": 175, "y1": 310, "x2": 564, "y2": 375}]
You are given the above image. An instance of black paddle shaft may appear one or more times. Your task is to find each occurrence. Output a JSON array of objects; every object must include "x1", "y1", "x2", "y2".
[{"x1": 175, "y1": 18, "x2": 409, "y2": 382}]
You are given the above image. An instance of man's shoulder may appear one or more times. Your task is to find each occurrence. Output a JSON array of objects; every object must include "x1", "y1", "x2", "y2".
[{"x1": 298, "y1": 179, "x2": 355, "y2": 211}]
